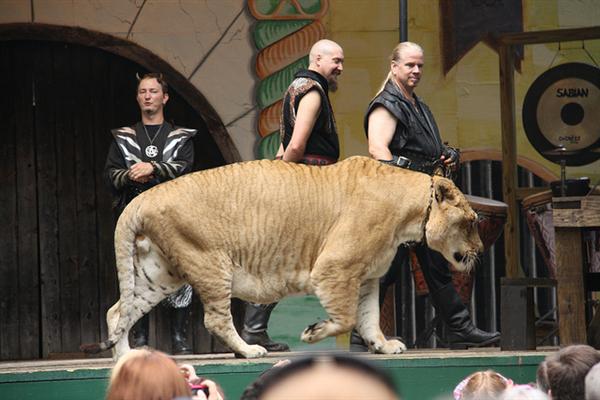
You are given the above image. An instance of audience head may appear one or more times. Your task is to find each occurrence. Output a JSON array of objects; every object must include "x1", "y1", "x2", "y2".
[
  {"x1": 536, "y1": 361, "x2": 550, "y2": 394},
  {"x1": 240, "y1": 353, "x2": 399, "y2": 400},
  {"x1": 545, "y1": 344, "x2": 600, "y2": 400},
  {"x1": 106, "y1": 348, "x2": 192, "y2": 400},
  {"x1": 585, "y1": 362, "x2": 600, "y2": 400},
  {"x1": 500, "y1": 385, "x2": 549, "y2": 400},
  {"x1": 453, "y1": 370, "x2": 512, "y2": 400}
]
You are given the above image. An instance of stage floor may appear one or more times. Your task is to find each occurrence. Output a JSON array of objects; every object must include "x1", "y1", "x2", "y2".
[
  {"x1": 0, "y1": 346, "x2": 556, "y2": 373},
  {"x1": 0, "y1": 347, "x2": 556, "y2": 400}
]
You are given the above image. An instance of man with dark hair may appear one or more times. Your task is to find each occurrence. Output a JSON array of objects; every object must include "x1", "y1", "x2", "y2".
[
  {"x1": 536, "y1": 360, "x2": 550, "y2": 394},
  {"x1": 240, "y1": 39, "x2": 344, "y2": 352},
  {"x1": 104, "y1": 72, "x2": 196, "y2": 354},
  {"x1": 545, "y1": 344, "x2": 600, "y2": 400}
]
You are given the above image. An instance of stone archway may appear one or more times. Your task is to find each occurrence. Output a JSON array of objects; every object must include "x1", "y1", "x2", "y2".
[{"x1": 0, "y1": 22, "x2": 241, "y2": 164}]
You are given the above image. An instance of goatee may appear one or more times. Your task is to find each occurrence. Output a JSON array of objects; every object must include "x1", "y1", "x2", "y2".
[{"x1": 329, "y1": 79, "x2": 338, "y2": 92}]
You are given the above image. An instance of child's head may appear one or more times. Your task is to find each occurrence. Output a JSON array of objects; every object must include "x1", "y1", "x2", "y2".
[{"x1": 454, "y1": 370, "x2": 512, "y2": 400}]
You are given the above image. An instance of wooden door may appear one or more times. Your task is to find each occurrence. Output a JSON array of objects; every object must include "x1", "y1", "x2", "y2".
[{"x1": 0, "y1": 40, "x2": 231, "y2": 360}]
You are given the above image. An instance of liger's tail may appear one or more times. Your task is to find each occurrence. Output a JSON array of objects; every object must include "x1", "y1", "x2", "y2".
[{"x1": 80, "y1": 202, "x2": 143, "y2": 354}]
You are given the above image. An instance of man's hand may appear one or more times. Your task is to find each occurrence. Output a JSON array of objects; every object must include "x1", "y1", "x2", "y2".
[
  {"x1": 128, "y1": 162, "x2": 154, "y2": 183},
  {"x1": 440, "y1": 146, "x2": 460, "y2": 171}
]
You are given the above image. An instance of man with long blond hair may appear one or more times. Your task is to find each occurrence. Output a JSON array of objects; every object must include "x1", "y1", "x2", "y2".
[{"x1": 352, "y1": 42, "x2": 500, "y2": 350}]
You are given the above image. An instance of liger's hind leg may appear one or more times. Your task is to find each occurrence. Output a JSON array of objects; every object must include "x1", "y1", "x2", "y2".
[
  {"x1": 185, "y1": 252, "x2": 267, "y2": 359},
  {"x1": 355, "y1": 279, "x2": 406, "y2": 354},
  {"x1": 106, "y1": 300, "x2": 131, "y2": 358},
  {"x1": 110, "y1": 236, "x2": 186, "y2": 360}
]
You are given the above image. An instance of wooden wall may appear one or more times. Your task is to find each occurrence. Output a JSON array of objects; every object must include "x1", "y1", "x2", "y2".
[{"x1": 0, "y1": 40, "x2": 235, "y2": 361}]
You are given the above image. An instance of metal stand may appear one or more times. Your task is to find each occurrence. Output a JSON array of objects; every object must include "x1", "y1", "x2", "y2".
[
  {"x1": 560, "y1": 158, "x2": 567, "y2": 197},
  {"x1": 545, "y1": 145, "x2": 569, "y2": 197}
]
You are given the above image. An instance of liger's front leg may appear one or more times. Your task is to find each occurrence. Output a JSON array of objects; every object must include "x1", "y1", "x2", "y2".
[{"x1": 355, "y1": 278, "x2": 406, "y2": 354}]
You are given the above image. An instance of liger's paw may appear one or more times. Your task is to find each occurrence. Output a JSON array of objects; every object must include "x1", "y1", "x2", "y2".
[
  {"x1": 239, "y1": 344, "x2": 268, "y2": 359},
  {"x1": 375, "y1": 338, "x2": 407, "y2": 354},
  {"x1": 301, "y1": 321, "x2": 327, "y2": 343}
]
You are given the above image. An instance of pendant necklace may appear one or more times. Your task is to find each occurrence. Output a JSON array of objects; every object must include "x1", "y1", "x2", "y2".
[{"x1": 142, "y1": 123, "x2": 164, "y2": 158}]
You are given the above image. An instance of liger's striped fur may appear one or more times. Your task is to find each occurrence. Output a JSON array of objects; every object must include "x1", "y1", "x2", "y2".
[{"x1": 81, "y1": 156, "x2": 482, "y2": 359}]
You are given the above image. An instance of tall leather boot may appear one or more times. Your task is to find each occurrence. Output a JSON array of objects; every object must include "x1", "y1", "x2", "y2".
[
  {"x1": 241, "y1": 302, "x2": 289, "y2": 352},
  {"x1": 430, "y1": 283, "x2": 500, "y2": 349},
  {"x1": 171, "y1": 307, "x2": 192, "y2": 355},
  {"x1": 132, "y1": 314, "x2": 149, "y2": 348}
]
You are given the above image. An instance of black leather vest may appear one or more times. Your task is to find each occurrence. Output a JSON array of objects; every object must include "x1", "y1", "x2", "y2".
[
  {"x1": 364, "y1": 80, "x2": 443, "y2": 161},
  {"x1": 280, "y1": 69, "x2": 339, "y2": 159}
]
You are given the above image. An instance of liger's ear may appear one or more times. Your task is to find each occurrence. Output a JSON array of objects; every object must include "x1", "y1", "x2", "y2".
[{"x1": 434, "y1": 178, "x2": 457, "y2": 204}]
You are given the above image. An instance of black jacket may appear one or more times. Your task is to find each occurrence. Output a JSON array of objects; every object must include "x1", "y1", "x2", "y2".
[{"x1": 104, "y1": 121, "x2": 195, "y2": 215}]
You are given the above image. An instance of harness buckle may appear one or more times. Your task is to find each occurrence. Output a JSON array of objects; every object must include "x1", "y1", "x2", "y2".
[{"x1": 395, "y1": 156, "x2": 411, "y2": 168}]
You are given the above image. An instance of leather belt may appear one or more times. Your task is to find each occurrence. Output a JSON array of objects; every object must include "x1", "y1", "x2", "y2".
[
  {"x1": 300, "y1": 154, "x2": 337, "y2": 165},
  {"x1": 275, "y1": 154, "x2": 337, "y2": 165},
  {"x1": 382, "y1": 155, "x2": 444, "y2": 176}
]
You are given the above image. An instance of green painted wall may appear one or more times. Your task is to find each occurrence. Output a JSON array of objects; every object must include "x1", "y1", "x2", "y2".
[{"x1": 0, "y1": 353, "x2": 545, "y2": 400}]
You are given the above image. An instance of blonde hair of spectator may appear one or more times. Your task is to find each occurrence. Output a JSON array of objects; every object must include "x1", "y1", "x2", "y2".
[{"x1": 456, "y1": 370, "x2": 512, "y2": 400}]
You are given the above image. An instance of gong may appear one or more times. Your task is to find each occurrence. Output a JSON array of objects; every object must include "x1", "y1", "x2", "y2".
[{"x1": 522, "y1": 62, "x2": 600, "y2": 166}]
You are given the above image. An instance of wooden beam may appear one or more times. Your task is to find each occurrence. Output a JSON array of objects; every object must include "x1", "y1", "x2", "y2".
[
  {"x1": 554, "y1": 227, "x2": 587, "y2": 344},
  {"x1": 516, "y1": 187, "x2": 550, "y2": 201},
  {"x1": 499, "y1": 44, "x2": 520, "y2": 279},
  {"x1": 460, "y1": 148, "x2": 558, "y2": 183},
  {"x1": 553, "y1": 196, "x2": 600, "y2": 228},
  {"x1": 498, "y1": 25, "x2": 600, "y2": 45}
]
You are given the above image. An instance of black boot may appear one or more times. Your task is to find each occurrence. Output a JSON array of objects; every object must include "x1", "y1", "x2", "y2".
[
  {"x1": 349, "y1": 330, "x2": 368, "y2": 352},
  {"x1": 171, "y1": 307, "x2": 192, "y2": 355},
  {"x1": 132, "y1": 314, "x2": 149, "y2": 348},
  {"x1": 430, "y1": 283, "x2": 500, "y2": 349},
  {"x1": 241, "y1": 302, "x2": 289, "y2": 352}
]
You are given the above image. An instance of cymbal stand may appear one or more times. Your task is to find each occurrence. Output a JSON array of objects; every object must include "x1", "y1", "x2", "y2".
[{"x1": 559, "y1": 157, "x2": 567, "y2": 197}]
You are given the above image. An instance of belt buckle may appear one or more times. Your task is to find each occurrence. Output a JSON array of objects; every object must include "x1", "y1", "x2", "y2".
[{"x1": 396, "y1": 156, "x2": 411, "y2": 168}]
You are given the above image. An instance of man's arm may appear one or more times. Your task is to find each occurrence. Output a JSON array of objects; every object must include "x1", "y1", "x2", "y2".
[
  {"x1": 275, "y1": 143, "x2": 284, "y2": 159},
  {"x1": 283, "y1": 90, "x2": 321, "y2": 162},
  {"x1": 148, "y1": 138, "x2": 194, "y2": 181},
  {"x1": 128, "y1": 162, "x2": 154, "y2": 183},
  {"x1": 367, "y1": 106, "x2": 397, "y2": 160},
  {"x1": 104, "y1": 141, "x2": 135, "y2": 190}
]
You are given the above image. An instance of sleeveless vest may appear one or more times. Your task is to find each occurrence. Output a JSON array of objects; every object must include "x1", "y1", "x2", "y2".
[
  {"x1": 364, "y1": 80, "x2": 443, "y2": 162},
  {"x1": 280, "y1": 69, "x2": 339, "y2": 160}
]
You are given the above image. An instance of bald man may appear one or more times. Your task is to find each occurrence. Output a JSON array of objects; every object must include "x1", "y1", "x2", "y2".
[
  {"x1": 275, "y1": 38, "x2": 343, "y2": 163},
  {"x1": 241, "y1": 39, "x2": 344, "y2": 352}
]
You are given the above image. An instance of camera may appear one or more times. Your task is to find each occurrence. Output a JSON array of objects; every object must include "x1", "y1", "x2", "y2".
[{"x1": 190, "y1": 384, "x2": 210, "y2": 397}]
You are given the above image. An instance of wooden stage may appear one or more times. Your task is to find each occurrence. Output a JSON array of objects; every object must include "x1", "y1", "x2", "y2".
[{"x1": 0, "y1": 347, "x2": 555, "y2": 400}]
